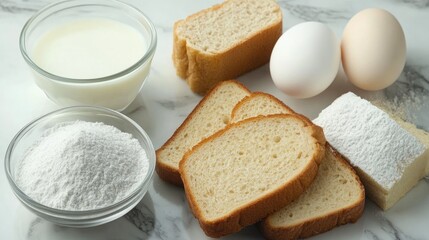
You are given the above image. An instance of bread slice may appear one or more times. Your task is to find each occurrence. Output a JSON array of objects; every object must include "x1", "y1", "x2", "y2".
[
  {"x1": 231, "y1": 92, "x2": 295, "y2": 123},
  {"x1": 261, "y1": 145, "x2": 365, "y2": 240},
  {"x1": 173, "y1": 0, "x2": 282, "y2": 95},
  {"x1": 156, "y1": 80, "x2": 250, "y2": 186},
  {"x1": 395, "y1": 120, "x2": 429, "y2": 176},
  {"x1": 232, "y1": 93, "x2": 365, "y2": 239},
  {"x1": 371, "y1": 101, "x2": 429, "y2": 176},
  {"x1": 314, "y1": 92, "x2": 427, "y2": 210},
  {"x1": 179, "y1": 114, "x2": 326, "y2": 237}
]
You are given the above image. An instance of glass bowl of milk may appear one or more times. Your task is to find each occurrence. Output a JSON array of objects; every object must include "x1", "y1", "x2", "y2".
[{"x1": 20, "y1": 0, "x2": 157, "y2": 111}]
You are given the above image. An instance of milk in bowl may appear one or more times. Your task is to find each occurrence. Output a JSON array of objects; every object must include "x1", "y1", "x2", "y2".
[{"x1": 20, "y1": 0, "x2": 157, "y2": 111}]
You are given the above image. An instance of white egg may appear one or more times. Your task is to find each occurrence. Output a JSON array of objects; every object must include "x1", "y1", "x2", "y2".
[
  {"x1": 270, "y1": 22, "x2": 340, "y2": 99},
  {"x1": 341, "y1": 8, "x2": 406, "y2": 91}
]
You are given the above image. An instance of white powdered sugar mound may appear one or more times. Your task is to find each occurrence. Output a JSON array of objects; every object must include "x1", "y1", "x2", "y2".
[
  {"x1": 314, "y1": 92, "x2": 425, "y2": 190},
  {"x1": 16, "y1": 120, "x2": 149, "y2": 211}
]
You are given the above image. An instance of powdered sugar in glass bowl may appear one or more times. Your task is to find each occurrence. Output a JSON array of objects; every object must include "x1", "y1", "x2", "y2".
[{"x1": 4, "y1": 106, "x2": 155, "y2": 227}]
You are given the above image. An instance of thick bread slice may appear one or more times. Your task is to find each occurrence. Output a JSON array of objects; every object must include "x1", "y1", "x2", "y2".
[
  {"x1": 368, "y1": 101, "x2": 429, "y2": 208},
  {"x1": 173, "y1": 0, "x2": 282, "y2": 95},
  {"x1": 233, "y1": 92, "x2": 365, "y2": 239},
  {"x1": 179, "y1": 114, "x2": 326, "y2": 237},
  {"x1": 385, "y1": 116, "x2": 429, "y2": 178},
  {"x1": 156, "y1": 80, "x2": 250, "y2": 185},
  {"x1": 371, "y1": 102, "x2": 429, "y2": 176},
  {"x1": 261, "y1": 145, "x2": 365, "y2": 240},
  {"x1": 314, "y1": 92, "x2": 427, "y2": 210},
  {"x1": 231, "y1": 92, "x2": 295, "y2": 123},
  {"x1": 396, "y1": 121, "x2": 429, "y2": 176}
]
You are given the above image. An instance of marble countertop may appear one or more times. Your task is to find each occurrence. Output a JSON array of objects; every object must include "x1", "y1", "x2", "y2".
[{"x1": 1, "y1": 0, "x2": 429, "y2": 239}]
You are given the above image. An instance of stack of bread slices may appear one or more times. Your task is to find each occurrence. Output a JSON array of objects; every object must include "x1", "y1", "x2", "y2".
[{"x1": 156, "y1": 80, "x2": 365, "y2": 239}]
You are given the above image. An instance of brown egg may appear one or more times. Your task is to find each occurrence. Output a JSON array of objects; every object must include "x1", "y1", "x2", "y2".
[{"x1": 341, "y1": 8, "x2": 406, "y2": 91}]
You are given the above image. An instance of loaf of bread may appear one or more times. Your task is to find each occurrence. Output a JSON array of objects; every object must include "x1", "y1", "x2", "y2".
[
  {"x1": 156, "y1": 80, "x2": 250, "y2": 185},
  {"x1": 232, "y1": 93, "x2": 365, "y2": 239},
  {"x1": 179, "y1": 114, "x2": 326, "y2": 237},
  {"x1": 314, "y1": 92, "x2": 428, "y2": 210},
  {"x1": 173, "y1": 0, "x2": 282, "y2": 94}
]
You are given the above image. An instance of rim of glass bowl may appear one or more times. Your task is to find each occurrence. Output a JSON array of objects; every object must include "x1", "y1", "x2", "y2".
[
  {"x1": 4, "y1": 106, "x2": 155, "y2": 218},
  {"x1": 19, "y1": 0, "x2": 157, "y2": 84}
]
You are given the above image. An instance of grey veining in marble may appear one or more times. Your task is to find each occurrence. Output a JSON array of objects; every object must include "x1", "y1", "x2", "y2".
[
  {"x1": 364, "y1": 229, "x2": 383, "y2": 240},
  {"x1": 278, "y1": 1, "x2": 349, "y2": 23},
  {"x1": 375, "y1": 213, "x2": 420, "y2": 240},
  {"x1": 397, "y1": 0, "x2": 429, "y2": 8},
  {"x1": 1, "y1": 0, "x2": 429, "y2": 240},
  {"x1": 155, "y1": 96, "x2": 199, "y2": 111},
  {"x1": 380, "y1": 64, "x2": 429, "y2": 130},
  {"x1": 0, "y1": 0, "x2": 49, "y2": 13},
  {"x1": 125, "y1": 203, "x2": 155, "y2": 237},
  {"x1": 26, "y1": 218, "x2": 43, "y2": 239}
]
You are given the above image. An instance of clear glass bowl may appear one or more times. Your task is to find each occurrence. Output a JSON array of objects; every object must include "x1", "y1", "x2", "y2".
[
  {"x1": 4, "y1": 106, "x2": 155, "y2": 227},
  {"x1": 20, "y1": 0, "x2": 157, "y2": 111}
]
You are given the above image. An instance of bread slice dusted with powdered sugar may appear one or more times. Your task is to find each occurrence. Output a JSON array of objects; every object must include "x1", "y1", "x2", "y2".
[
  {"x1": 232, "y1": 93, "x2": 365, "y2": 240},
  {"x1": 372, "y1": 101, "x2": 429, "y2": 176},
  {"x1": 392, "y1": 120, "x2": 429, "y2": 176},
  {"x1": 314, "y1": 92, "x2": 428, "y2": 210},
  {"x1": 179, "y1": 114, "x2": 326, "y2": 237},
  {"x1": 156, "y1": 80, "x2": 250, "y2": 186}
]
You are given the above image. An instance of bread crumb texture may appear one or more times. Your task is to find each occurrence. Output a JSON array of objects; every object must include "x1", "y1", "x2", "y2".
[
  {"x1": 267, "y1": 148, "x2": 363, "y2": 227},
  {"x1": 158, "y1": 82, "x2": 249, "y2": 169},
  {"x1": 231, "y1": 93, "x2": 294, "y2": 123},
  {"x1": 182, "y1": 116, "x2": 321, "y2": 220},
  {"x1": 176, "y1": 0, "x2": 281, "y2": 53}
]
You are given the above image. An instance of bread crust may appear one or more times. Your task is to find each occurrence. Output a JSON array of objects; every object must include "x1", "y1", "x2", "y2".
[
  {"x1": 231, "y1": 92, "x2": 325, "y2": 143},
  {"x1": 179, "y1": 114, "x2": 326, "y2": 238},
  {"x1": 155, "y1": 80, "x2": 251, "y2": 186},
  {"x1": 173, "y1": 0, "x2": 283, "y2": 95},
  {"x1": 231, "y1": 92, "x2": 296, "y2": 121},
  {"x1": 261, "y1": 144, "x2": 365, "y2": 240}
]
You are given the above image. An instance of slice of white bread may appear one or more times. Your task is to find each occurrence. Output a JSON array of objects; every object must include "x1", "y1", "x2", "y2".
[
  {"x1": 179, "y1": 114, "x2": 326, "y2": 237},
  {"x1": 371, "y1": 102, "x2": 429, "y2": 176},
  {"x1": 231, "y1": 92, "x2": 295, "y2": 123},
  {"x1": 314, "y1": 92, "x2": 428, "y2": 210},
  {"x1": 261, "y1": 145, "x2": 364, "y2": 240},
  {"x1": 395, "y1": 120, "x2": 429, "y2": 176},
  {"x1": 156, "y1": 80, "x2": 251, "y2": 185},
  {"x1": 173, "y1": 0, "x2": 282, "y2": 95},
  {"x1": 232, "y1": 93, "x2": 365, "y2": 239}
]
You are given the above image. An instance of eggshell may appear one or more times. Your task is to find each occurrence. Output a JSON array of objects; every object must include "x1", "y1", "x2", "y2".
[
  {"x1": 270, "y1": 22, "x2": 340, "y2": 99},
  {"x1": 341, "y1": 8, "x2": 406, "y2": 91}
]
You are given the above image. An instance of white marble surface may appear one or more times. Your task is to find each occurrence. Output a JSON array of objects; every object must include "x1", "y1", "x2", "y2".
[{"x1": 1, "y1": 0, "x2": 429, "y2": 239}]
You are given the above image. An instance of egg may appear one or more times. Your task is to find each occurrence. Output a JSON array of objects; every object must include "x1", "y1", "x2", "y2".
[
  {"x1": 270, "y1": 22, "x2": 340, "y2": 98},
  {"x1": 341, "y1": 8, "x2": 406, "y2": 91}
]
